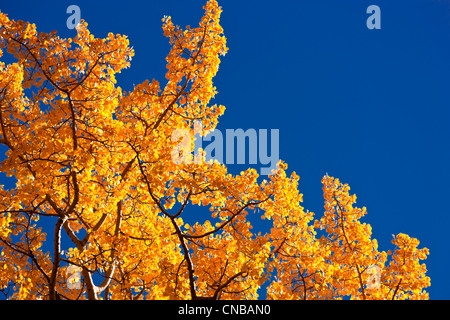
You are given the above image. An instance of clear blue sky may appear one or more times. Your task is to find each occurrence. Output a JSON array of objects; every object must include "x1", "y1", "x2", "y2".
[{"x1": 1, "y1": 0, "x2": 449, "y2": 299}]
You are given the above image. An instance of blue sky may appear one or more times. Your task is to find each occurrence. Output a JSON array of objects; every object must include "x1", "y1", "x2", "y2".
[{"x1": 1, "y1": 0, "x2": 449, "y2": 299}]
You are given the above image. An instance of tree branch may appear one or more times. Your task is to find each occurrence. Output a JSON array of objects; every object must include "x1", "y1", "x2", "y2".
[
  {"x1": 391, "y1": 278, "x2": 402, "y2": 300},
  {"x1": 49, "y1": 217, "x2": 65, "y2": 300}
]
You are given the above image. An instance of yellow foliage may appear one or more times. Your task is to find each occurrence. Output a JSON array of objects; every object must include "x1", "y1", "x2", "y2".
[{"x1": 0, "y1": 1, "x2": 429, "y2": 300}]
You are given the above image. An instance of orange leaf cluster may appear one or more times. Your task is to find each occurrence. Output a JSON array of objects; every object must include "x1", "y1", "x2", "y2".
[{"x1": 0, "y1": 1, "x2": 429, "y2": 300}]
